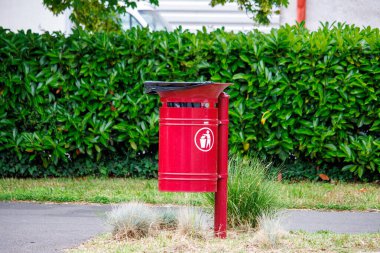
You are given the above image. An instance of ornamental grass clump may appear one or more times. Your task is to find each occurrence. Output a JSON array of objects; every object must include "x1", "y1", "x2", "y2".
[
  {"x1": 177, "y1": 207, "x2": 213, "y2": 238},
  {"x1": 107, "y1": 202, "x2": 160, "y2": 240},
  {"x1": 159, "y1": 207, "x2": 178, "y2": 230},
  {"x1": 254, "y1": 213, "x2": 287, "y2": 248},
  {"x1": 107, "y1": 203, "x2": 213, "y2": 240}
]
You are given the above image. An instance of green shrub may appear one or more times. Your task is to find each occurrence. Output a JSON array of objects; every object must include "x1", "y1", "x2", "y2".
[
  {"x1": 0, "y1": 150, "x2": 157, "y2": 178},
  {"x1": 0, "y1": 23, "x2": 379, "y2": 178},
  {"x1": 205, "y1": 156, "x2": 282, "y2": 228},
  {"x1": 269, "y1": 160, "x2": 358, "y2": 182}
]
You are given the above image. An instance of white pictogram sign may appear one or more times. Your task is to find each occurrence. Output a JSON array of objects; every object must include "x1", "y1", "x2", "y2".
[{"x1": 194, "y1": 127, "x2": 214, "y2": 152}]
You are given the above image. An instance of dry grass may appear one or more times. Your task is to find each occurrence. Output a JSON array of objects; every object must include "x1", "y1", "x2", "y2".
[
  {"x1": 69, "y1": 207, "x2": 380, "y2": 253},
  {"x1": 67, "y1": 230, "x2": 380, "y2": 253}
]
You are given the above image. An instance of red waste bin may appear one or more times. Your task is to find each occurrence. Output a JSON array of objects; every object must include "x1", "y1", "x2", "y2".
[
  {"x1": 145, "y1": 81, "x2": 231, "y2": 238},
  {"x1": 145, "y1": 82, "x2": 230, "y2": 192}
]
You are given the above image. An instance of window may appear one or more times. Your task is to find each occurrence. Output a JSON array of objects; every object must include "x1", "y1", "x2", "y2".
[
  {"x1": 138, "y1": 10, "x2": 169, "y2": 31},
  {"x1": 131, "y1": 16, "x2": 140, "y2": 28},
  {"x1": 120, "y1": 13, "x2": 142, "y2": 30}
]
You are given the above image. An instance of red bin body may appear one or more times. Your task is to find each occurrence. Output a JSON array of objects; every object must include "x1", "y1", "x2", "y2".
[{"x1": 154, "y1": 83, "x2": 230, "y2": 192}]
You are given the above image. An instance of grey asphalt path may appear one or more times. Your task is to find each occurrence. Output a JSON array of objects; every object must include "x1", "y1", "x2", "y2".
[
  {"x1": 0, "y1": 202, "x2": 112, "y2": 253},
  {"x1": 281, "y1": 209, "x2": 380, "y2": 234},
  {"x1": 1, "y1": 202, "x2": 380, "y2": 253}
]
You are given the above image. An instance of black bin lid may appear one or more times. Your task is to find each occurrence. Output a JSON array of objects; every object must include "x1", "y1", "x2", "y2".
[{"x1": 144, "y1": 81, "x2": 214, "y2": 94}]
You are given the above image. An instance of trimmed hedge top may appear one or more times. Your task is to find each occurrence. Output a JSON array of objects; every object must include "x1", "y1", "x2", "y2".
[{"x1": 0, "y1": 23, "x2": 379, "y2": 178}]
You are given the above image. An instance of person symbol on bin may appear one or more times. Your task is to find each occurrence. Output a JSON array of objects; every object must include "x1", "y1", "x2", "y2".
[
  {"x1": 199, "y1": 130, "x2": 212, "y2": 150},
  {"x1": 204, "y1": 130, "x2": 211, "y2": 148}
]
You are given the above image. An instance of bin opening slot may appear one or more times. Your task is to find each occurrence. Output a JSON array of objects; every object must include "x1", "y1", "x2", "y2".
[
  {"x1": 144, "y1": 81, "x2": 215, "y2": 94},
  {"x1": 167, "y1": 102, "x2": 213, "y2": 108}
]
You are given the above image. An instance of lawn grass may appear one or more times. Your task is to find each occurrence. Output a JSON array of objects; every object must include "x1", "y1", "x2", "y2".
[
  {"x1": 279, "y1": 181, "x2": 380, "y2": 210},
  {"x1": 0, "y1": 178, "x2": 204, "y2": 206},
  {"x1": 0, "y1": 178, "x2": 379, "y2": 210},
  {"x1": 67, "y1": 231, "x2": 380, "y2": 253}
]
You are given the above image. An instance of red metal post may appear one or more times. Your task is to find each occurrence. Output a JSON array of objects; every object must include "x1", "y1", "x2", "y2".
[
  {"x1": 214, "y1": 92, "x2": 229, "y2": 238},
  {"x1": 297, "y1": 0, "x2": 307, "y2": 23}
]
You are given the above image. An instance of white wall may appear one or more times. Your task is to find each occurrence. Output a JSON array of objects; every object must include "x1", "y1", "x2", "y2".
[
  {"x1": 281, "y1": 0, "x2": 380, "y2": 30},
  {"x1": 0, "y1": 0, "x2": 278, "y2": 34},
  {"x1": 5, "y1": 0, "x2": 378, "y2": 34},
  {"x1": 0, "y1": 0, "x2": 71, "y2": 34},
  {"x1": 156, "y1": 0, "x2": 280, "y2": 33}
]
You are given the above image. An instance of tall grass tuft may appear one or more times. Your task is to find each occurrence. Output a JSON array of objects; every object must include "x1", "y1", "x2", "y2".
[{"x1": 206, "y1": 155, "x2": 282, "y2": 228}]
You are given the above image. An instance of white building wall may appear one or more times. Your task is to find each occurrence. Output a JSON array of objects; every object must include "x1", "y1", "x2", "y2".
[
  {"x1": 281, "y1": 0, "x2": 380, "y2": 30},
  {"x1": 156, "y1": 0, "x2": 280, "y2": 33},
  {"x1": 0, "y1": 0, "x2": 278, "y2": 34},
  {"x1": 4, "y1": 0, "x2": 379, "y2": 34},
  {"x1": 0, "y1": 0, "x2": 71, "y2": 34}
]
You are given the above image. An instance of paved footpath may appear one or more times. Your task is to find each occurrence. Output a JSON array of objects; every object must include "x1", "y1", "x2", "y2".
[
  {"x1": 0, "y1": 202, "x2": 112, "y2": 253},
  {"x1": 0, "y1": 202, "x2": 379, "y2": 253}
]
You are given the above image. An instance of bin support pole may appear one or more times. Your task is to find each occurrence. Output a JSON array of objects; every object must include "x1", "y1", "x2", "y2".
[{"x1": 215, "y1": 92, "x2": 229, "y2": 238}]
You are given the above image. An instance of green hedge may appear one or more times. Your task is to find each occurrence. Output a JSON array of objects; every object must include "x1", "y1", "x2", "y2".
[{"x1": 0, "y1": 24, "x2": 379, "y2": 178}]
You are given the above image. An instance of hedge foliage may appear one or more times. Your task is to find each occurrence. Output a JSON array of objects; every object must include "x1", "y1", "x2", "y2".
[{"x1": 0, "y1": 24, "x2": 379, "y2": 178}]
